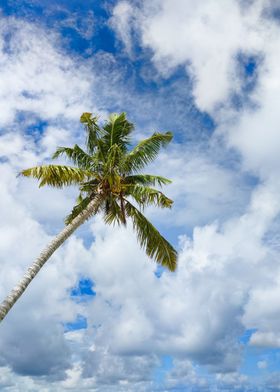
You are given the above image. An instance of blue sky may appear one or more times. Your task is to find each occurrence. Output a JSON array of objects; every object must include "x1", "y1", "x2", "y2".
[{"x1": 1, "y1": 0, "x2": 280, "y2": 391}]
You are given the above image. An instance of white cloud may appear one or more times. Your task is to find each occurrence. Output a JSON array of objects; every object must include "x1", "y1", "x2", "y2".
[
  {"x1": 164, "y1": 358, "x2": 204, "y2": 389},
  {"x1": 113, "y1": 0, "x2": 280, "y2": 180},
  {"x1": 221, "y1": 38, "x2": 280, "y2": 178},
  {"x1": 108, "y1": 0, "x2": 280, "y2": 388},
  {"x1": 250, "y1": 331, "x2": 280, "y2": 348},
  {"x1": 148, "y1": 147, "x2": 251, "y2": 229},
  {"x1": 3, "y1": 1, "x2": 280, "y2": 391},
  {"x1": 0, "y1": 16, "x2": 94, "y2": 127},
  {"x1": 215, "y1": 372, "x2": 248, "y2": 390},
  {"x1": 113, "y1": 0, "x2": 267, "y2": 112},
  {"x1": 110, "y1": 1, "x2": 137, "y2": 55}
]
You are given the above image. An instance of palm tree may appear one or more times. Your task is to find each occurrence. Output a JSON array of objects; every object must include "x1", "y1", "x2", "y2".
[{"x1": 0, "y1": 113, "x2": 177, "y2": 322}]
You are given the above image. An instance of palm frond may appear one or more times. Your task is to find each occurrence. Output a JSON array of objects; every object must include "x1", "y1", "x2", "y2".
[
  {"x1": 79, "y1": 179, "x2": 99, "y2": 193},
  {"x1": 103, "y1": 144, "x2": 125, "y2": 178},
  {"x1": 102, "y1": 113, "x2": 133, "y2": 152},
  {"x1": 65, "y1": 195, "x2": 91, "y2": 225},
  {"x1": 20, "y1": 165, "x2": 92, "y2": 188},
  {"x1": 80, "y1": 112, "x2": 103, "y2": 154},
  {"x1": 125, "y1": 200, "x2": 177, "y2": 271},
  {"x1": 124, "y1": 132, "x2": 173, "y2": 173},
  {"x1": 103, "y1": 196, "x2": 125, "y2": 226},
  {"x1": 52, "y1": 145, "x2": 94, "y2": 169},
  {"x1": 65, "y1": 193, "x2": 104, "y2": 225},
  {"x1": 124, "y1": 174, "x2": 171, "y2": 187},
  {"x1": 124, "y1": 185, "x2": 173, "y2": 209}
]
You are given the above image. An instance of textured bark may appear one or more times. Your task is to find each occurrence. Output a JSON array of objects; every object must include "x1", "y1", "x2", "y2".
[{"x1": 0, "y1": 199, "x2": 97, "y2": 322}]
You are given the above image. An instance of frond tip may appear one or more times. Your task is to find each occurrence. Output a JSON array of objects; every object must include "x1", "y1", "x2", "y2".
[
  {"x1": 52, "y1": 145, "x2": 93, "y2": 169},
  {"x1": 125, "y1": 200, "x2": 177, "y2": 271},
  {"x1": 124, "y1": 185, "x2": 173, "y2": 209},
  {"x1": 80, "y1": 112, "x2": 102, "y2": 154},
  {"x1": 20, "y1": 165, "x2": 91, "y2": 188},
  {"x1": 65, "y1": 195, "x2": 91, "y2": 225},
  {"x1": 102, "y1": 112, "x2": 133, "y2": 152},
  {"x1": 124, "y1": 174, "x2": 172, "y2": 187},
  {"x1": 124, "y1": 132, "x2": 173, "y2": 173}
]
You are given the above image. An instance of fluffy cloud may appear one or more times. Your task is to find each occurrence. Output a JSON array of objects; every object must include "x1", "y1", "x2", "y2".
[
  {"x1": 111, "y1": 0, "x2": 268, "y2": 112},
  {"x1": 0, "y1": 17, "x2": 96, "y2": 126},
  {"x1": 221, "y1": 37, "x2": 280, "y2": 178},
  {"x1": 148, "y1": 146, "x2": 251, "y2": 229},
  {"x1": 112, "y1": 0, "x2": 280, "y2": 178},
  {"x1": 110, "y1": 0, "x2": 280, "y2": 388},
  {"x1": 3, "y1": 0, "x2": 280, "y2": 391}
]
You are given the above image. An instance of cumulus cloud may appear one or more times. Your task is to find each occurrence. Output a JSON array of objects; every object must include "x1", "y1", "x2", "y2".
[
  {"x1": 0, "y1": 17, "x2": 96, "y2": 126},
  {"x1": 3, "y1": 0, "x2": 280, "y2": 391},
  {"x1": 109, "y1": 0, "x2": 280, "y2": 388},
  {"x1": 148, "y1": 146, "x2": 251, "y2": 229},
  {"x1": 112, "y1": 0, "x2": 280, "y2": 178},
  {"x1": 112, "y1": 0, "x2": 268, "y2": 112},
  {"x1": 221, "y1": 37, "x2": 280, "y2": 178}
]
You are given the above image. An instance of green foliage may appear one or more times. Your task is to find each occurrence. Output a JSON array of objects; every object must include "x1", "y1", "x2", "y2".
[
  {"x1": 21, "y1": 113, "x2": 178, "y2": 271},
  {"x1": 103, "y1": 196, "x2": 125, "y2": 226},
  {"x1": 80, "y1": 112, "x2": 103, "y2": 154},
  {"x1": 65, "y1": 194, "x2": 104, "y2": 225},
  {"x1": 124, "y1": 184, "x2": 173, "y2": 209},
  {"x1": 20, "y1": 165, "x2": 91, "y2": 188},
  {"x1": 124, "y1": 174, "x2": 171, "y2": 187},
  {"x1": 124, "y1": 132, "x2": 173, "y2": 173},
  {"x1": 103, "y1": 113, "x2": 133, "y2": 150},
  {"x1": 125, "y1": 200, "x2": 177, "y2": 271},
  {"x1": 52, "y1": 145, "x2": 93, "y2": 169}
]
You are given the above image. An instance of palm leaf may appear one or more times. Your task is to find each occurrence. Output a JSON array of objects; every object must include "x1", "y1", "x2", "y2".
[
  {"x1": 79, "y1": 179, "x2": 99, "y2": 193},
  {"x1": 20, "y1": 165, "x2": 92, "y2": 188},
  {"x1": 125, "y1": 200, "x2": 177, "y2": 271},
  {"x1": 124, "y1": 174, "x2": 171, "y2": 187},
  {"x1": 80, "y1": 112, "x2": 103, "y2": 154},
  {"x1": 65, "y1": 193, "x2": 104, "y2": 224},
  {"x1": 102, "y1": 113, "x2": 133, "y2": 152},
  {"x1": 65, "y1": 195, "x2": 91, "y2": 225},
  {"x1": 104, "y1": 144, "x2": 125, "y2": 173},
  {"x1": 103, "y1": 196, "x2": 125, "y2": 226},
  {"x1": 52, "y1": 145, "x2": 94, "y2": 169},
  {"x1": 124, "y1": 132, "x2": 173, "y2": 173},
  {"x1": 124, "y1": 185, "x2": 173, "y2": 209}
]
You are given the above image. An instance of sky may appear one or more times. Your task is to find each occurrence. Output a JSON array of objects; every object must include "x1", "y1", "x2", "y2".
[{"x1": 1, "y1": 0, "x2": 280, "y2": 390}]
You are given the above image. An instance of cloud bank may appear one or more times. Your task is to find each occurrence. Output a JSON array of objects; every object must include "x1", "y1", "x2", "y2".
[{"x1": 1, "y1": 0, "x2": 280, "y2": 390}]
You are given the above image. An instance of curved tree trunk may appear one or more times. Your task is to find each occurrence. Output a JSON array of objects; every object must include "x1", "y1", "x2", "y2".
[{"x1": 0, "y1": 199, "x2": 98, "y2": 322}]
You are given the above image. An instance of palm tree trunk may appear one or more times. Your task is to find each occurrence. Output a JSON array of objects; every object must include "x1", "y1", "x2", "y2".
[{"x1": 0, "y1": 199, "x2": 97, "y2": 322}]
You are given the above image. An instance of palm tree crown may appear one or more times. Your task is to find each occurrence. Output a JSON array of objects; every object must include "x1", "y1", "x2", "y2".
[{"x1": 22, "y1": 113, "x2": 177, "y2": 271}]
